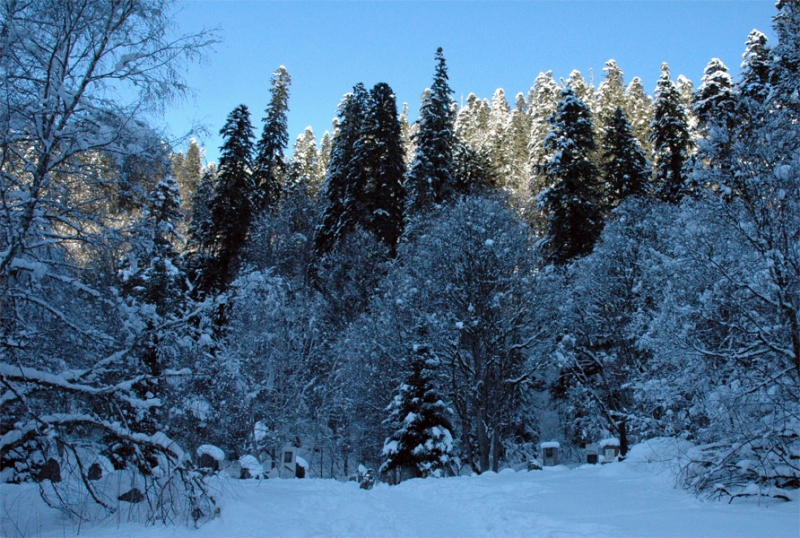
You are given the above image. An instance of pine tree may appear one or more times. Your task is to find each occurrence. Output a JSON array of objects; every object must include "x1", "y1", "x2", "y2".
[
  {"x1": 380, "y1": 345, "x2": 454, "y2": 482},
  {"x1": 405, "y1": 47, "x2": 457, "y2": 216},
  {"x1": 650, "y1": 63, "x2": 693, "y2": 204},
  {"x1": 353, "y1": 82, "x2": 407, "y2": 255},
  {"x1": 602, "y1": 107, "x2": 650, "y2": 206},
  {"x1": 313, "y1": 85, "x2": 368, "y2": 257},
  {"x1": 254, "y1": 66, "x2": 291, "y2": 213},
  {"x1": 539, "y1": 88, "x2": 604, "y2": 265},
  {"x1": 199, "y1": 104, "x2": 256, "y2": 293}
]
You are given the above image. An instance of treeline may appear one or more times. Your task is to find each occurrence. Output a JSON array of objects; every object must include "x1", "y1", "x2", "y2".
[{"x1": 1, "y1": 0, "x2": 798, "y2": 525}]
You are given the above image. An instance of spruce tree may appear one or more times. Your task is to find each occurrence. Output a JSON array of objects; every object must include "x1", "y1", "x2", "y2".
[
  {"x1": 254, "y1": 66, "x2": 291, "y2": 213},
  {"x1": 650, "y1": 63, "x2": 693, "y2": 204},
  {"x1": 602, "y1": 107, "x2": 650, "y2": 206},
  {"x1": 380, "y1": 345, "x2": 454, "y2": 482},
  {"x1": 405, "y1": 47, "x2": 457, "y2": 216},
  {"x1": 199, "y1": 104, "x2": 256, "y2": 293},
  {"x1": 539, "y1": 88, "x2": 604, "y2": 265}
]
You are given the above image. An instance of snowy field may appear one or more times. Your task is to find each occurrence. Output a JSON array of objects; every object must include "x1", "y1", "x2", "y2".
[{"x1": 2, "y1": 441, "x2": 797, "y2": 538}]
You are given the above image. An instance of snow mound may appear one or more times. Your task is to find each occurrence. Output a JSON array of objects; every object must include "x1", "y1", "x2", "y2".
[{"x1": 197, "y1": 444, "x2": 225, "y2": 462}]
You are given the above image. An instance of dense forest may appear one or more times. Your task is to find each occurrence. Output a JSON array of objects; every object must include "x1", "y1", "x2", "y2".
[{"x1": 1, "y1": 0, "x2": 798, "y2": 525}]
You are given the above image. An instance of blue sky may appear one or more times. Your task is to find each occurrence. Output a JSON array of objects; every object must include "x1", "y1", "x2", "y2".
[{"x1": 163, "y1": 0, "x2": 778, "y2": 164}]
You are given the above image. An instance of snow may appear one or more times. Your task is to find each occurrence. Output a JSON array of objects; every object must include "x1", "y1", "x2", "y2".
[
  {"x1": 599, "y1": 438, "x2": 620, "y2": 448},
  {"x1": 196, "y1": 444, "x2": 225, "y2": 462},
  {"x1": 2, "y1": 448, "x2": 796, "y2": 537},
  {"x1": 238, "y1": 455, "x2": 263, "y2": 479},
  {"x1": 540, "y1": 441, "x2": 560, "y2": 449}
]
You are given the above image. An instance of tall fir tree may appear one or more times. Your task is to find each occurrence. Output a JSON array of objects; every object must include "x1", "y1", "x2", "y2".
[
  {"x1": 380, "y1": 345, "x2": 454, "y2": 482},
  {"x1": 353, "y1": 82, "x2": 407, "y2": 255},
  {"x1": 539, "y1": 88, "x2": 605, "y2": 265},
  {"x1": 602, "y1": 107, "x2": 650, "y2": 207},
  {"x1": 405, "y1": 47, "x2": 457, "y2": 216},
  {"x1": 313, "y1": 84, "x2": 368, "y2": 257},
  {"x1": 650, "y1": 63, "x2": 693, "y2": 204},
  {"x1": 198, "y1": 104, "x2": 256, "y2": 293},
  {"x1": 254, "y1": 66, "x2": 291, "y2": 213}
]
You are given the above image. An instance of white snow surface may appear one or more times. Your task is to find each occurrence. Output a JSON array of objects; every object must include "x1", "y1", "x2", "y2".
[
  {"x1": 2, "y1": 440, "x2": 797, "y2": 537},
  {"x1": 540, "y1": 441, "x2": 561, "y2": 449}
]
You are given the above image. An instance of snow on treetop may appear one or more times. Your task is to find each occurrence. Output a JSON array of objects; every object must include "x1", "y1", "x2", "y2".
[
  {"x1": 540, "y1": 441, "x2": 560, "y2": 449},
  {"x1": 599, "y1": 438, "x2": 620, "y2": 448},
  {"x1": 197, "y1": 444, "x2": 225, "y2": 462}
]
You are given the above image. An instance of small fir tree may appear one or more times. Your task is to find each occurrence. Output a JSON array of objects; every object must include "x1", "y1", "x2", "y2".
[{"x1": 380, "y1": 345, "x2": 454, "y2": 482}]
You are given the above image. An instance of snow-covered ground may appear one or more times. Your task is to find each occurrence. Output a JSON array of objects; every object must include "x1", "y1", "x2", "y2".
[{"x1": 2, "y1": 441, "x2": 797, "y2": 538}]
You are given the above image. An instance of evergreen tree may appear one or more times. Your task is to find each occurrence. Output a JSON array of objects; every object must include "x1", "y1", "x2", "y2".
[
  {"x1": 566, "y1": 70, "x2": 594, "y2": 104},
  {"x1": 198, "y1": 104, "x2": 256, "y2": 293},
  {"x1": 650, "y1": 63, "x2": 693, "y2": 204},
  {"x1": 596, "y1": 60, "x2": 626, "y2": 126},
  {"x1": 353, "y1": 82, "x2": 407, "y2": 255},
  {"x1": 487, "y1": 88, "x2": 511, "y2": 183},
  {"x1": 286, "y1": 126, "x2": 321, "y2": 197},
  {"x1": 737, "y1": 30, "x2": 772, "y2": 111},
  {"x1": 380, "y1": 345, "x2": 454, "y2": 481},
  {"x1": 313, "y1": 85, "x2": 368, "y2": 257},
  {"x1": 254, "y1": 66, "x2": 291, "y2": 213},
  {"x1": 507, "y1": 92, "x2": 532, "y2": 187},
  {"x1": 318, "y1": 130, "x2": 333, "y2": 179},
  {"x1": 171, "y1": 139, "x2": 205, "y2": 222},
  {"x1": 602, "y1": 107, "x2": 650, "y2": 206},
  {"x1": 694, "y1": 59, "x2": 736, "y2": 134},
  {"x1": 770, "y1": 0, "x2": 800, "y2": 117},
  {"x1": 538, "y1": 88, "x2": 604, "y2": 265},
  {"x1": 527, "y1": 71, "x2": 560, "y2": 197},
  {"x1": 405, "y1": 47, "x2": 457, "y2": 216},
  {"x1": 623, "y1": 76, "x2": 654, "y2": 154}
]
